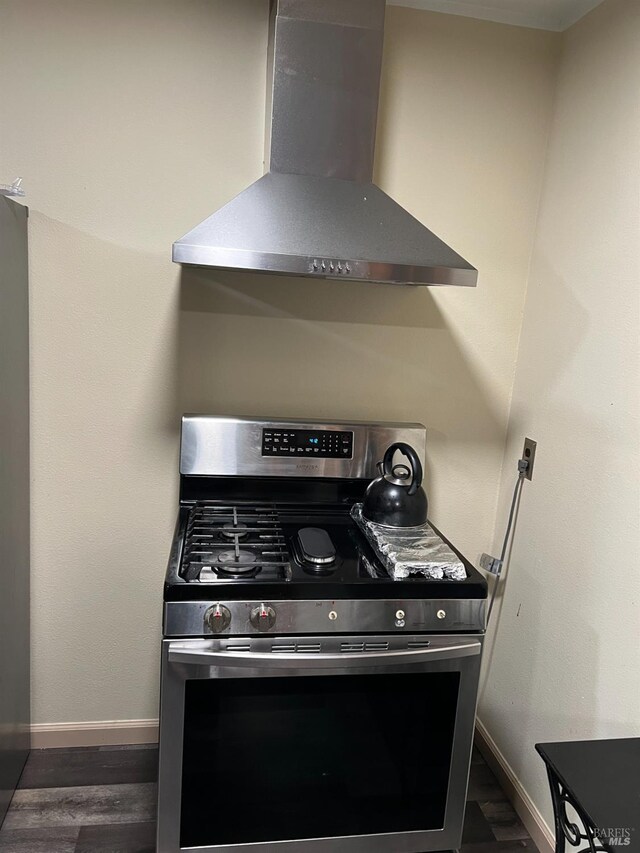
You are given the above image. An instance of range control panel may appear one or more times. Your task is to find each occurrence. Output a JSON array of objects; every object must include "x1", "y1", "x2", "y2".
[{"x1": 262, "y1": 428, "x2": 353, "y2": 459}]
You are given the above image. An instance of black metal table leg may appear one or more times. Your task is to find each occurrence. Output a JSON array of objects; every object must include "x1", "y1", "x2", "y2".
[{"x1": 545, "y1": 764, "x2": 607, "y2": 853}]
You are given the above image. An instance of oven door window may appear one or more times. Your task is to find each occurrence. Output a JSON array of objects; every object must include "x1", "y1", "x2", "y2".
[{"x1": 180, "y1": 671, "x2": 460, "y2": 848}]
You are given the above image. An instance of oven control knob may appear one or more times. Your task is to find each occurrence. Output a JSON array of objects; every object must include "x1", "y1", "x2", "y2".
[
  {"x1": 250, "y1": 603, "x2": 276, "y2": 631},
  {"x1": 205, "y1": 604, "x2": 231, "y2": 634}
]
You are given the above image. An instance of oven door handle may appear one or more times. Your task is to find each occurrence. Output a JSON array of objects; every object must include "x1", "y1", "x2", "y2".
[{"x1": 167, "y1": 639, "x2": 481, "y2": 668}]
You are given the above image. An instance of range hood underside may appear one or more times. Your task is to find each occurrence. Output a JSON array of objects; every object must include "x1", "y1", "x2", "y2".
[{"x1": 173, "y1": 172, "x2": 477, "y2": 286}]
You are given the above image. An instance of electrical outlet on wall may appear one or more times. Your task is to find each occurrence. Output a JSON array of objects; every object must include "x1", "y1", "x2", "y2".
[{"x1": 522, "y1": 437, "x2": 537, "y2": 480}]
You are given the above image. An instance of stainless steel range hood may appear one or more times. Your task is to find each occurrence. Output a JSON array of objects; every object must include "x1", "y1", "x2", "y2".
[{"x1": 173, "y1": 0, "x2": 477, "y2": 287}]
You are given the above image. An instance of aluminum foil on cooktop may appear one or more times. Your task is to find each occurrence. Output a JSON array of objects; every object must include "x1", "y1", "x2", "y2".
[{"x1": 351, "y1": 504, "x2": 466, "y2": 581}]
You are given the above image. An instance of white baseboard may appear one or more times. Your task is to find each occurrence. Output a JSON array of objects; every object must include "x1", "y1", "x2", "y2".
[
  {"x1": 30, "y1": 719, "x2": 159, "y2": 749},
  {"x1": 475, "y1": 719, "x2": 555, "y2": 853}
]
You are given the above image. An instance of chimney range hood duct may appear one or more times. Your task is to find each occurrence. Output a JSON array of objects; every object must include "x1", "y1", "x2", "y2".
[{"x1": 173, "y1": 0, "x2": 477, "y2": 287}]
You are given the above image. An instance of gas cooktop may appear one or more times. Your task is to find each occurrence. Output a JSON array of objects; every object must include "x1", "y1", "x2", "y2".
[{"x1": 165, "y1": 501, "x2": 487, "y2": 602}]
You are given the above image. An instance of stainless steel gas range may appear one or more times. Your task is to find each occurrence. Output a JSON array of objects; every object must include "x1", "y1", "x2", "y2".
[{"x1": 157, "y1": 416, "x2": 488, "y2": 853}]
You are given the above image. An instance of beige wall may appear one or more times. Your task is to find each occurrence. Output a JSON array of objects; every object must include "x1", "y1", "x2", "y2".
[
  {"x1": 479, "y1": 0, "x2": 640, "y2": 832},
  {"x1": 0, "y1": 1, "x2": 558, "y2": 724}
]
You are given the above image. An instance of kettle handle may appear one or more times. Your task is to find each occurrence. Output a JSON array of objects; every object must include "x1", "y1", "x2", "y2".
[{"x1": 382, "y1": 442, "x2": 423, "y2": 496}]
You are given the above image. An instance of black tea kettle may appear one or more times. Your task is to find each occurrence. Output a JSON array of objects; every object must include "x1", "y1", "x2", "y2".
[{"x1": 362, "y1": 442, "x2": 428, "y2": 528}]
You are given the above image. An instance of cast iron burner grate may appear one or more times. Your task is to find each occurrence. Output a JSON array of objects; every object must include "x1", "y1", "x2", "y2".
[{"x1": 181, "y1": 504, "x2": 291, "y2": 582}]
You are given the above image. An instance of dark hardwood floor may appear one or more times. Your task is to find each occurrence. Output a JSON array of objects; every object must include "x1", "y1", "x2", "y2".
[{"x1": 0, "y1": 744, "x2": 537, "y2": 852}]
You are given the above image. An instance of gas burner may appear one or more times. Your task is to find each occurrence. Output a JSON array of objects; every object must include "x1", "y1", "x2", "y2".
[
  {"x1": 216, "y1": 549, "x2": 259, "y2": 574},
  {"x1": 295, "y1": 527, "x2": 337, "y2": 572},
  {"x1": 301, "y1": 563, "x2": 337, "y2": 577},
  {"x1": 220, "y1": 523, "x2": 249, "y2": 541},
  {"x1": 217, "y1": 566, "x2": 261, "y2": 579}
]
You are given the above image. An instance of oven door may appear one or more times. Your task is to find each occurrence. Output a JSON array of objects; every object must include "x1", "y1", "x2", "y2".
[{"x1": 157, "y1": 634, "x2": 483, "y2": 853}]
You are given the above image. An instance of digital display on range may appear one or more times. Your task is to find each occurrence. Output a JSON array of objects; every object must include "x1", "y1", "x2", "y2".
[{"x1": 262, "y1": 428, "x2": 353, "y2": 459}]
